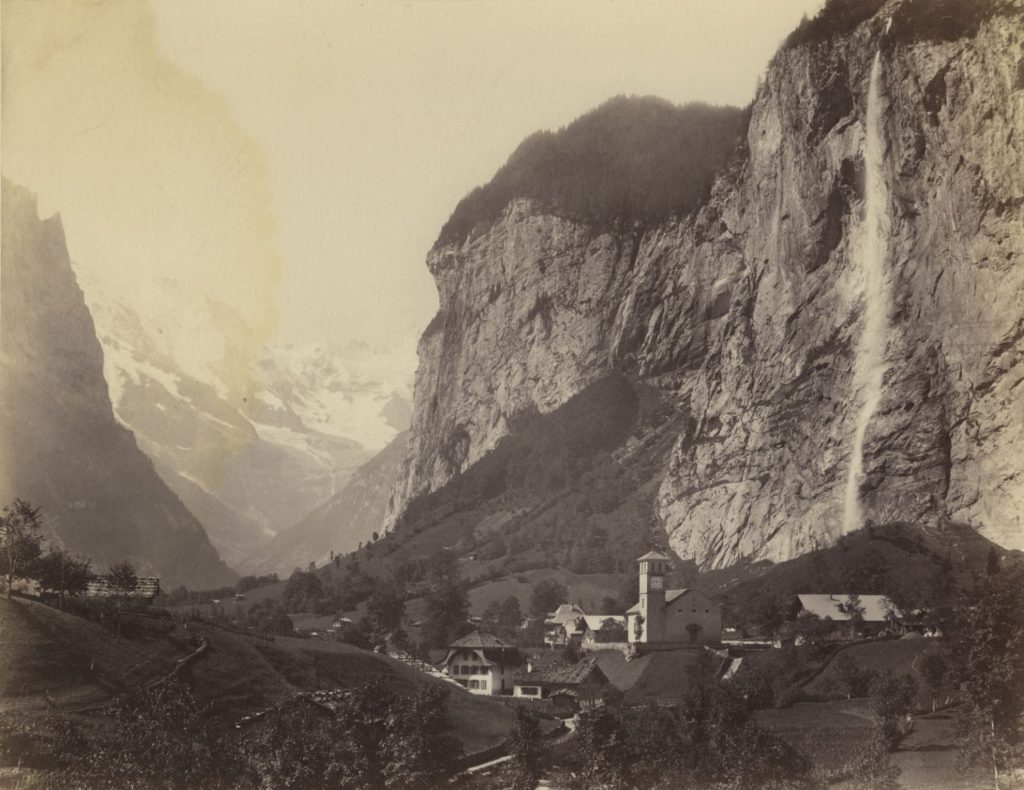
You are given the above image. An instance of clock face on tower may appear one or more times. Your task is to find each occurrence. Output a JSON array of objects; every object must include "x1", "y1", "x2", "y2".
[{"x1": 651, "y1": 576, "x2": 663, "y2": 590}]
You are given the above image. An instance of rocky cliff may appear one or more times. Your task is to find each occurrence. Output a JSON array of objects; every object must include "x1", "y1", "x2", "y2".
[
  {"x1": 387, "y1": 0, "x2": 1024, "y2": 568},
  {"x1": 0, "y1": 179, "x2": 235, "y2": 588}
]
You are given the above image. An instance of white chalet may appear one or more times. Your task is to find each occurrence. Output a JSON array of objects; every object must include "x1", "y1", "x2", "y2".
[{"x1": 443, "y1": 631, "x2": 522, "y2": 696}]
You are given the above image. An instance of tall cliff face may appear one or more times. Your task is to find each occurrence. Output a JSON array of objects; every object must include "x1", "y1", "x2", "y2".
[
  {"x1": 388, "y1": 1, "x2": 1024, "y2": 568},
  {"x1": 0, "y1": 179, "x2": 235, "y2": 588}
]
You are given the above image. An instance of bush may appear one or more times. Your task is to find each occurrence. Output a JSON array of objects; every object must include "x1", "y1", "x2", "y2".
[{"x1": 834, "y1": 654, "x2": 877, "y2": 699}]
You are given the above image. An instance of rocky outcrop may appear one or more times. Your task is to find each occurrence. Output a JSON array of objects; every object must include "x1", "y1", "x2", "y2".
[
  {"x1": 386, "y1": 205, "x2": 642, "y2": 526},
  {"x1": 388, "y1": 1, "x2": 1024, "y2": 568},
  {"x1": 0, "y1": 179, "x2": 235, "y2": 588}
]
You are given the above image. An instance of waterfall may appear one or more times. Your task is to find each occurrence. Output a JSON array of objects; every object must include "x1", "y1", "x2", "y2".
[{"x1": 843, "y1": 53, "x2": 890, "y2": 534}]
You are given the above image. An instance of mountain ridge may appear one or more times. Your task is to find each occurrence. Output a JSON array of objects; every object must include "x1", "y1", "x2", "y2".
[
  {"x1": 0, "y1": 177, "x2": 235, "y2": 588},
  {"x1": 75, "y1": 269, "x2": 414, "y2": 571}
]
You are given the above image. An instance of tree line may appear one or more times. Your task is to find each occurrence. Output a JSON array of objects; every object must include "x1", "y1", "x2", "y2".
[
  {"x1": 435, "y1": 96, "x2": 746, "y2": 249},
  {"x1": 0, "y1": 498, "x2": 148, "y2": 607},
  {"x1": 4, "y1": 676, "x2": 462, "y2": 790}
]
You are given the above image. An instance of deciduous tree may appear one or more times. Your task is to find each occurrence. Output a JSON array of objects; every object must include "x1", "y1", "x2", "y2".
[
  {"x1": 529, "y1": 578, "x2": 569, "y2": 617},
  {"x1": 507, "y1": 708, "x2": 544, "y2": 790},
  {"x1": 0, "y1": 498, "x2": 44, "y2": 599},
  {"x1": 367, "y1": 583, "x2": 406, "y2": 635},
  {"x1": 108, "y1": 560, "x2": 138, "y2": 596},
  {"x1": 34, "y1": 549, "x2": 91, "y2": 608},
  {"x1": 920, "y1": 652, "x2": 947, "y2": 713},
  {"x1": 947, "y1": 560, "x2": 1024, "y2": 785},
  {"x1": 423, "y1": 550, "x2": 470, "y2": 648}
]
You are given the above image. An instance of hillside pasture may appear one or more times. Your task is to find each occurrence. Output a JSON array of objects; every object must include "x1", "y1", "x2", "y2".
[
  {"x1": 804, "y1": 637, "x2": 953, "y2": 708},
  {"x1": 0, "y1": 597, "x2": 512, "y2": 756},
  {"x1": 754, "y1": 698, "x2": 880, "y2": 782}
]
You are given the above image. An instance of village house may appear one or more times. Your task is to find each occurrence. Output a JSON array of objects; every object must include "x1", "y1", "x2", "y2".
[
  {"x1": 790, "y1": 593, "x2": 902, "y2": 640},
  {"x1": 544, "y1": 603, "x2": 586, "y2": 646},
  {"x1": 442, "y1": 631, "x2": 521, "y2": 696},
  {"x1": 580, "y1": 615, "x2": 628, "y2": 651},
  {"x1": 625, "y1": 551, "x2": 722, "y2": 647},
  {"x1": 513, "y1": 656, "x2": 609, "y2": 716},
  {"x1": 84, "y1": 576, "x2": 160, "y2": 604}
]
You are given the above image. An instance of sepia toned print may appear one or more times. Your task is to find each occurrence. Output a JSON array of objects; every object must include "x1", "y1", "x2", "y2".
[{"x1": 1, "y1": 1, "x2": 1022, "y2": 787}]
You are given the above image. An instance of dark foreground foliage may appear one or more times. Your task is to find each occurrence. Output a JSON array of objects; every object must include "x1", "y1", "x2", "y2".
[
  {"x1": 4, "y1": 677, "x2": 462, "y2": 790},
  {"x1": 947, "y1": 557, "x2": 1024, "y2": 780},
  {"x1": 541, "y1": 652, "x2": 816, "y2": 790}
]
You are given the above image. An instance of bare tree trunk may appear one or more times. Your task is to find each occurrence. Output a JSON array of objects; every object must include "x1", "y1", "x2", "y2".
[{"x1": 991, "y1": 716, "x2": 1000, "y2": 790}]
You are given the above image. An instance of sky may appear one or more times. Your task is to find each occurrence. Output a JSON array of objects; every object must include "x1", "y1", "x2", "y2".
[{"x1": 3, "y1": 0, "x2": 825, "y2": 363}]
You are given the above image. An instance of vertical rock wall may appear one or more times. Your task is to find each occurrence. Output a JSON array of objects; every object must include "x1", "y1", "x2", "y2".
[{"x1": 388, "y1": 2, "x2": 1024, "y2": 567}]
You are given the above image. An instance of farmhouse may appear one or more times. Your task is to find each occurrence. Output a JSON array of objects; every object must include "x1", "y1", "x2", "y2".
[
  {"x1": 443, "y1": 631, "x2": 521, "y2": 696},
  {"x1": 545, "y1": 603, "x2": 586, "y2": 646},
  {"x1": 84, "y1": 576, "x2": 160, "y2": 604},
  {"x1": 791, "y1": 593, "x2": 902, "y2": 639},
  {"x1": 625, "y1": 552, "x2": 721, "y2": 647},
  {"x1": 513, "y1": 656, "x2": 609, "y2": 715}
]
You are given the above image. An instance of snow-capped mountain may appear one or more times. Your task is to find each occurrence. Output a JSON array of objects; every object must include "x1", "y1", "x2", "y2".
[{"x1": 74, "y1": 267, "x2": 413, "y2": 572}]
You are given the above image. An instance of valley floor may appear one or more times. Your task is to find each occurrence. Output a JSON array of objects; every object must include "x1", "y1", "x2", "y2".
[{"x1": 0, "y1": 596, "x2": 1002, "y2": 790}]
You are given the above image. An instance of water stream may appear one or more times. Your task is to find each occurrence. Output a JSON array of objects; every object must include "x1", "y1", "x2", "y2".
[{"x1": 843, "y1": 52, "x2": 891, "y2": 534}]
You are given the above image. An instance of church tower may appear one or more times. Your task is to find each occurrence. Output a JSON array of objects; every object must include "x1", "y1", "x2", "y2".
[{"x1": 637, "y1": 551, "x2": 670, "y2": 643}]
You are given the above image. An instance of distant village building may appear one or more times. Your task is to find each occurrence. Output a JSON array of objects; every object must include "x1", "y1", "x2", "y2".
[
  {"x1": 791, "y1": 593, "x2": 902, "y2": 639},
  {"x1": 545, "y1": 603, "x2": 586, "y2": 646},
  {"x1": 580, "y1": 615, "x2": 628, "y2": 651},
  {"x1": 513, "y1": 656, "x2": 609, "y2": 715},
  {"x1": 626, "y1": 552, "x2": 721, "y2": 647},
  {"x1": 84, "y1": 577, "x2": 160, "y2": 604},
  {"x1": 442, "y1": 631, "x2": 521, "y2": 696}
]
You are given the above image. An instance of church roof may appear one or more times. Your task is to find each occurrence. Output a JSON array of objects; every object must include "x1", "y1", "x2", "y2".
[
  {"x1": 637, "y1": 551, "x2": 672, "y2": 562},
  {"x1": 625, "y1": 589, "x2": 704, "y2": 614}
]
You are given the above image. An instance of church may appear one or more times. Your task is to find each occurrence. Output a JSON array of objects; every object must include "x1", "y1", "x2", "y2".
[{"x1": 625, "y1": 551, "x2": 721, "y2": 647}]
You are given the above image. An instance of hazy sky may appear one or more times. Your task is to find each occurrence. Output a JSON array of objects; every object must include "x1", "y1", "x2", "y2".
[{"x1": 4, "y1": 0, "x2": 824, "y2": 357}]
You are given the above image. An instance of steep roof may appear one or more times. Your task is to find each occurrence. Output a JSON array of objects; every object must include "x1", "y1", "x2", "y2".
[
  {"x1": 449, "y1": 631, "x2": 511, "y2": 650},
  {"x1": 545, "y1": 603, "x2": 586, "y2": 626},
  {"x1": 637, "y1": 551, "x2": 673, "y2": 562},
  {"x1": 444, "y1": 630, "x2": 522, "y2": 667},
  {"x1": 796, "y1": 594, "x2": 901, "y2": 623},
  {"x1": 514, "y1": 656, "x2": 607, "y2": 687},
  {"x1": 625, "y1": 589, "x2": 701, "y2": 614}
]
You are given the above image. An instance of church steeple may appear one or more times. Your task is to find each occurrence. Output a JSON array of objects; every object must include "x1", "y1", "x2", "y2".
[{"x1": 637, "y1": 550, "x2": 670, "y2": 642}]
